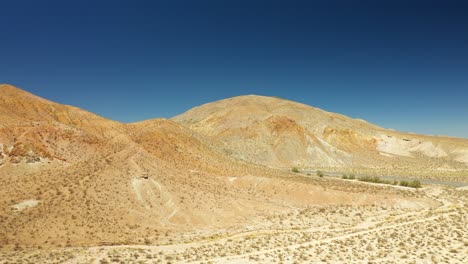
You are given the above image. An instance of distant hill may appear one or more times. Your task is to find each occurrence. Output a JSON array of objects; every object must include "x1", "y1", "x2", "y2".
[{"x1": 173, "y1": 95, "x2": 468, "y2": 179}]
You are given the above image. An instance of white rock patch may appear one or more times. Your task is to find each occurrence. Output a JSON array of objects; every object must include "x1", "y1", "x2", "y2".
[
  {"x1": 379, "y1": 152, "x2": 394, "y2": 157},
  {"x1": 11, "y1": 199, "x2": 40, "y2": 211},
  {"x1": 453, "y1": 149, "x2": 468, "y2": 164},
  {"x1": 228, "y1": 177, "x2": 238, "y2": 183},
  {"x1": 408, "y1": 142, "x2": 447, "y2": 158},
  {"x1": 376, "y1": 135, "x2": 447, "y2": 158}
]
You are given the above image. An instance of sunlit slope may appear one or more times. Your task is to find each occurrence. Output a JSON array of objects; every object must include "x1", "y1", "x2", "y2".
[
  {"x1": 0, "y1": 84, "x2": 128, "y2": 168},
  {"x1": 1, "y1": 85, "x2": 422, "y2": 247},
  {"x1": 173, "y1": 95, "x2": 468, "y2": 178}
]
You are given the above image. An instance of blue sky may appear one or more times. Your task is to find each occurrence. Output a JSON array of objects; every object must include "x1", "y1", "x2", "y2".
[{"x1": 1, "y1": 0, "x2": 467, "y2": 138}]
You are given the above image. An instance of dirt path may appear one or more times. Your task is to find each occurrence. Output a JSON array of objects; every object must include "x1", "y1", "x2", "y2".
[
  {"x1": 73, "y1": 200, "x2": 452, "y2": 264},
  {"x1": 65, "y1": 183, "x2": 458, "y2": 264},
  {"x1": 201, "y1": 210, "x2": 457, "y2": 263},
  {"x1": 192, "y1": 187, "x2": 457, "y2": 263},
  {"x1": 76, "y1": 200, "x2": 454, "y2": 264}
]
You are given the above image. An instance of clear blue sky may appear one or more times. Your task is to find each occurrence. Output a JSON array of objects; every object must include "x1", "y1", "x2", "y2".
[{"x1": 1, "y1": 0, "x2": 467, "y2": 138}]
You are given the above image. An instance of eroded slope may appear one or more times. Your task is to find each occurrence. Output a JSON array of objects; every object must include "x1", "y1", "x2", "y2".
[{"x1": 173, "y1": 95, "x2": 468, "y2": 180}]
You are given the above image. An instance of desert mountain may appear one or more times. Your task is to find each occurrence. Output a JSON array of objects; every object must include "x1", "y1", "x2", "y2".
[
  {"x1": 0, "y1": 84, "x2": 128, "y2": 170},
  {"x1": 2, "y1": 85, "x2": 427, "y2": 248},
  {"x1": 173, "y1": 95, "x2": 468, "y2": 179}
]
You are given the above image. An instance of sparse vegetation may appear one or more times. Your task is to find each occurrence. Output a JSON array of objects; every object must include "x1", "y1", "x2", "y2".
[
  {"x1": 399, "y1": 180, "x2": 409, "y2": 187},
  {"x1": 1, "y1": 184, "x2": 465, "y2": 264},
  {"x1": 341, "y1": 173, "x2": 356, "y2": 180},
  {"x1": 358, "y1": 175, "x2": 383, "y2": 183},
  {"x1": 0, "y1": 85, "x2": 464, "y2": 264},
  {"x1": 400, "y1": 179, "x2": 422, "y2": 188},
  {"x1": 358, "y1": 176, "x2": 422, "y2": 188},
  {"x1": 411, "y1": 179, "x2": 422, "y2": 188}
]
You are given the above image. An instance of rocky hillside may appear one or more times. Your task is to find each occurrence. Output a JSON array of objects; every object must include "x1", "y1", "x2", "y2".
[
  {"x1": 2, "y1": 85, "x2": 418, "y2": 248},
  {"x1": 0, "y1": 84, "x2": 128, "y2": 170},
  {"x1": 173, "y1": 95, "x2": 468, "y2": 179}
]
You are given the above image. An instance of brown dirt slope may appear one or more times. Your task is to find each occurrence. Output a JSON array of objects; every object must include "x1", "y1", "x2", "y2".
[
  {"x1": 0, "y1": 84, "x2": 127, "y2": 172},
  {"x1": 1, "y1": 85, "x2": 426, "y2": 248}
]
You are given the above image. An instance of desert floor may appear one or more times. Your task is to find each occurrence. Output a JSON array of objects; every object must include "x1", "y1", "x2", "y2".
[{"x1": 1, "y1": 178, "x2": 467, "y2": 264}]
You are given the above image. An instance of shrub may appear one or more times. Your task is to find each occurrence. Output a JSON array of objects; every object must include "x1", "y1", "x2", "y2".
[
  {"x1": 358, "y1": 176, "x2": 386, "y2": 184},
  {"x1": 292, "y1": 167, "x2": 300, "y2": 173},
  {"x1": 341, "y1": 174, "x2": 348, "y2": 179},
  {"x1": 399, "y1": 180, "x2": 409, "y2": 187},
  {"x1": 357, "y1": 175, "x2": 421, "y2": 188},
  {"x1": 372, "y1": 176, "x2": 382, "y2": 183},
  {"x1": 408, "y1": 179, "x2": 422, "y2": 188},
  {"x1": 397, "y1": 179, "x2": 422, "y2": 188},
  {"x1": 358, "y1": 175, "x2": 373, "y2": 182},
  {"x1": 348, "y1": 174, "x2": 355, "y2": 180},
  {"x1": 317, "y1": 170, "x2": 324, "y2": 177}
]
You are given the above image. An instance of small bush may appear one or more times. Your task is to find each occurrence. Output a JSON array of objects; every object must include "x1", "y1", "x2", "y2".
[
  {"x1": 408, "y1": 179, "x2": 422, "y2": 188},
  {"x1": 396, "y1": 179, "x2": 422, "y2": 188},
  {"x1": 292, "y1": 167, "x2": 300, "y2": 173},
  {"x1": 358, "y1": 176, "x2": 385, "y2": 184},
  {"x1": 317, "y1": 170, "x2": 324, "y2": 177},
  {"x1": 358, "y1": 175, "x2": 373, "y2": 182},
  {"x1": 341, "y1": 174, "x2": 348, "y2": 179},
  {"x1": 348, "y1": 174, "x2": 355, "y2": 180},
  {"x1": 399, "y1": 181, "x2": 409, "y2": 187},
  {"x1": 373, "y1": 176, "x2": 382, "y2": 183},
  {"x1": 357, "y1": 175, "x2": 421, "y2": 188}
]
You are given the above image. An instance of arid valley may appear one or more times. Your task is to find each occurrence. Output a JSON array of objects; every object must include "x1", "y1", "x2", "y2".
[
  {"x1": 0, "y1": 84, "x2": 467, "y2": 263},
  {"x1": 3, "y1": 1, "x2": 468, "y2": 262}
]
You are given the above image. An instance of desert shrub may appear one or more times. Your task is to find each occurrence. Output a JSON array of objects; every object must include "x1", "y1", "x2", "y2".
[
  {"x1": 292, "y1": 167, "x2": 300, "y2": 173},
  {"x1": 317, "y1": 170, "x2": 324, "y2": 177},
  {"x1": 399, "y1": 181, "x2": 409, "y2": 187},
  {"x1": 357, "y1": 176, "x2": 421, "y2": 188},
  {"x1": 342, "y1": 174, "x2": 348, "y2": 179},
  {"x1": 408, "y1": 179, "x2": 422, "y2": 188},
  {"x1": 348, "y1": 174, "x2": 355, "y2": 180},
  {"x1": 395, "y1": 179, "x2": 421, "y2": 188},
  {"x1": 373, "y1": 176, "x2": 384, "y2": 183},
  {"x1": 358, "y1": 175, "x2": 373, "y2": 182},
  {"x1": 358, "y1": 176, "x2": 385, "y2": 184}
]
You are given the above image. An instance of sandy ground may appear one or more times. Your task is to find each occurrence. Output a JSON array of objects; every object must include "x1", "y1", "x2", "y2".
[{"x1": 1, "y1": 183, "x2": 466, "y2": 264}]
